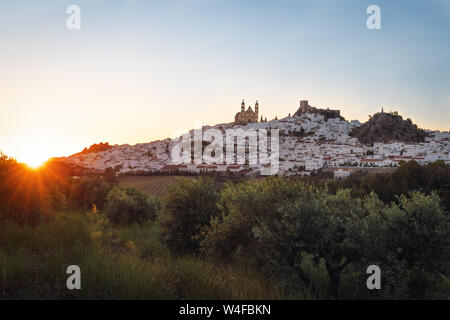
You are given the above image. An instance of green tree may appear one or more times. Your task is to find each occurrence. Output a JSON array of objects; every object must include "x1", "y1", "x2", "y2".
[
  {"x1": 254, "y1": 188, "x2": 379, "y2": 299},
  {"x1": 380, "y1": 192, "x2": 450, "y2": 298},
  {"x1": 202, "y1": 181, "x2": 260, "y2": 260},
  {"x1": 159, "y1": 177, "x2": 219, "y2": 254},
  {"x1": 104, "y1": 186, "x2": 160, "y2": 226},
  {"x1": 202, "y1": 178, "x2": 304, "y2": 261},
  {"x1": 69, "y1": 176, "x2": 112, "y2": 211},
  {"x1": 104, "y1": 167, "x2": 117, "y2": 183}
]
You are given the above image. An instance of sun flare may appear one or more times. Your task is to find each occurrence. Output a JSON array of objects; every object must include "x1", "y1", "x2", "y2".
[
  {"x1": 19, "y1": 149, "x2": 50, "y2": 169},
  {"x1": 1, "y1": 131, "x2": 62, "y2": 169},
  {"x1": 24, "y1": 157, "x2": 47, "y2": 169}
]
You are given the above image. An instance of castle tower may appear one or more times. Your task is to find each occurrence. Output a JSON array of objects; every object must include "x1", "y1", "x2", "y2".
[
  {"x1": 300, "y1": 100, "x2": 309, "y2": 111},
  {"x1": 241, "y1": 99, "x2": 245, "y2": 112},
  {"x1": 255, "y1": 100, "x2": 259, "y2": 121}
]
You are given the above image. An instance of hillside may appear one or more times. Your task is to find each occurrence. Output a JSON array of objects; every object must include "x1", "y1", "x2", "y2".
[
  {"x1": 349, "y1": 111, "x2": 428, "y2": 144},
  {"x1": 59, "y1": 105, "x2": 449, "y2": 176}
]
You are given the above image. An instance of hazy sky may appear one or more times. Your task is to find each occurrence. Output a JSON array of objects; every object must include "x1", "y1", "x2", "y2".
[{"x1": 0, "y1": 0, "x2": 449, "y2": 164}]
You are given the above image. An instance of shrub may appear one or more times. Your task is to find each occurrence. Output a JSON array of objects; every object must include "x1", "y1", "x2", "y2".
[
  {"x1": 202, "y1": 177, "x2": 303, "y2": 260},
  {"x1": 253, "y1": 188, "x2": 382, "y2": 299},
  {"x1": 104, "y1": 186, "x2": 160, "y2": 226},
  {"x1": 0, "y1": 153, "x2": 69, "y2": 225},
  {"x1": 159, "y1": 177, "x2": 219, "y2": 254},
  {"x1": 378, "y1": 191, "x2": 450, "y2": 298},
  {"x1": 69, "y1": 176, "x2": 113, "y2": 211},
  {"x1": 203, "y1": 177, "x2": 450, "y2": 299},
  {"x1": 104, "y1": 167, "x2": 117, "y2": 183}
]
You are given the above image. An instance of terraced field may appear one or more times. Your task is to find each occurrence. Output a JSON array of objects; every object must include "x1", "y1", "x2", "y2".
[
  {"x1": 118, "y1": 175, "x2": 260, "y2": 197},
  {"x1": 118, "y1": 176, "x2": 190, "y2": 197}
]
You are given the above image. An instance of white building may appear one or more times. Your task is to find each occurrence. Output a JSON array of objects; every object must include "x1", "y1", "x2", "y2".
[{"x1": 334, "y1": 168, "x2": 351, "y2": 180}]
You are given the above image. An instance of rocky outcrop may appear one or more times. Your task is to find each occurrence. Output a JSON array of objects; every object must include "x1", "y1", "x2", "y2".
[{"x1": 349, "y1": 112, "x2": 428, "y2": 144}]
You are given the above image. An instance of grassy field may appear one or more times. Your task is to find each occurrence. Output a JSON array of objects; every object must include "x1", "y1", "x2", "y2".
[{"x1": 0, "y1": 211, "x2": 294, "y2": 299}]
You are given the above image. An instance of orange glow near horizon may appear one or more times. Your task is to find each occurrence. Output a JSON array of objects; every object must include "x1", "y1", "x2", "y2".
[
  {"x1": 21, "y1": 153, "x2": 48, "y2": 169},
  {"x1": 1, "y1": 2, "x2": 449, "y2": 166},
  {"x1": 0, "y1": 130, "x2": 81, "y2": 168},
  {"x1": 8, "y1": 144, "x2": 51, "y2": 169}
]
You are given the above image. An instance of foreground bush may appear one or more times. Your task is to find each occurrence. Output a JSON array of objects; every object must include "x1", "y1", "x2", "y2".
[
  {"x1": 104, "y1": 186, "x2": 160, "y2": 226},
  {"x1": 0, "y1": 154, "x2": 69, "y2": 225},
  {"x1": 69, "y1": 176, "x2": 113, "y2": 211},
  {"x1": 159, "y1": 177, "x2": 219, "y2": 254},
  {"x1": 326, "y1": 160, "x2": 450, "y2": 211},
  {"x1": 378, "y1": 192, "x2": 450, "y2": 298},
  {"x1": 202, "y1": 178, "x2": 303, "y2": 260},
  {"x1": 202, "y1": 177, "x2": 450, "y2": 299}
]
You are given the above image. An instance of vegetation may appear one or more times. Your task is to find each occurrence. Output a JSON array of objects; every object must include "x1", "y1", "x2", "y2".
[
  {"x1": 117, "y1": 175, "x2": 183, "y2": 197},
  {"x1": 69, "y1": 176, "x2": 112, "y2": 211},
  {"x1": 0, "y1": 153, "x2": 69, "y2": 225},
  {"x1": 0, "y1": 153, "x2": 449, "y2": 299},
  {"x1": 159, "y1": 177, "x2": 220, "y2": 254},
  {"x1": 0, "y1": 212, "x2": 284, "y2": 299},
  {"x1": 104, "y1": 186, "x2": 160, "y2": 226},
  {"x1": 325, "y1": 160, "x2": 450, "y2": 211},
  {"x1": 201, "y1": 178, "x2": 449, "y2": 299},
  {"x1": 103, "y1": 167, "x2": 117, "y2": 183}
]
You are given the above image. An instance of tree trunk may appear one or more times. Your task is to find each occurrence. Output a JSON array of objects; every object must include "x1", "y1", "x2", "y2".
[
  {"x1": 326, "y1": 262, "x2": 341, "y2": 299},
  {"x1": 296, "y1": 265, "x2": 312, "y2": 289}
]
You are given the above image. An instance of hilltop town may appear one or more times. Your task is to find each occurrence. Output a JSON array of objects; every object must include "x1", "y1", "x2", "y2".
[{"x1": 60, "y1": 100, "x2": 450, "y2": 179}]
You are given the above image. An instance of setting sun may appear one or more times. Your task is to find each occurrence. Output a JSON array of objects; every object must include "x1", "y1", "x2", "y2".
[
  {"x1": 21, "y1": 151, "x2": 48, "y2": 168},
  {"x1": 9, "y1": 141, "x2": 51, "y2": 168},
  {"x1": 0, "y1": 130, "x2": 80, "y2": 169}
]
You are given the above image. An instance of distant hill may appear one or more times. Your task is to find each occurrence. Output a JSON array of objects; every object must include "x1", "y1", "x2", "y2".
[
  {"x1": 349, "y1": 111, "x2": 428, "y2": 144},
  {"x1": 77, "y1": 142, "x2": 112, "y2": 155}
]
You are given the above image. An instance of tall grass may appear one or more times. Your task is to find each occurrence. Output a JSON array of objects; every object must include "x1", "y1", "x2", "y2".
[
  {"x1": 0, "y1": 212, "x2": 167, "y2": 299},
  {"x1": 0, "y1": 211, "x2": 297, "y2": 299}
]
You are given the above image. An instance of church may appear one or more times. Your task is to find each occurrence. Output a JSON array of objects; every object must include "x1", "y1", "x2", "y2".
[{"x1": 235, "y1": 99, "x2": 259, "y2": 125}]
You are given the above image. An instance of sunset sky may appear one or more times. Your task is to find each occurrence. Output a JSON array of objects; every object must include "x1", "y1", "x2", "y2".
[{"x1": 0, "y1": 0, "x2": 449, "y2": 165}]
